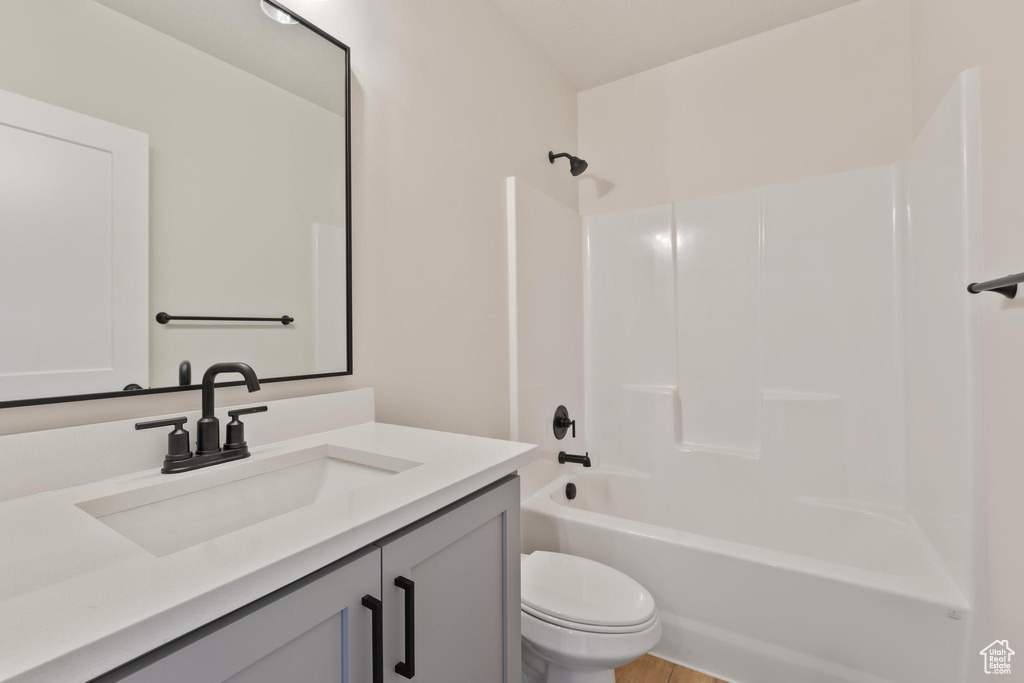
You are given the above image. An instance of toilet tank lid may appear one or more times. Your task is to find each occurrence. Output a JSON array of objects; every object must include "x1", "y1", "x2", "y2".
[{"x1": 520, "y1": 551, "x2": 656, "y2": 627}]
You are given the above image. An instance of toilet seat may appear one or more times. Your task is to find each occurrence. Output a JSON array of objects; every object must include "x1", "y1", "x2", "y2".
[
  {"x1": 521, "y1": 603, "x2": 660, "y2": 634},
  {"x1": 521, "y1": 551, "x2": 656, "y2": 629}
]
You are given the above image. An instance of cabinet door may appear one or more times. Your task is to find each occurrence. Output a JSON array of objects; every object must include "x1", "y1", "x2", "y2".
[
  {"x1": 95, "y1": 547, "x2": 381, "y2": 683},
  {"x1": 378, "y1": 477, "x2": 520, "y2": 683}
]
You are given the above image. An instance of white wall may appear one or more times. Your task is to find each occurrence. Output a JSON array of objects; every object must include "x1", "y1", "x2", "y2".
[
  {"x1": 904, "y1": 69, "x2": 983, "y2": 619},
  {"x1": 586, "y1": 165, "x2": 907, "y2": 508},
  {"x1": 907, "y1": 0, "x2": 1024, "y2": 661},
  {"x1": 585, "y1": 203, "x2": 675, "y2": 470},
  {"x1": 506, "y1": 178, "x2": 584, "y2": 498},
  {"x1": 0, "y1": 0, "x2": 577, "y2": 437},
  {"x1": 576, "y1": 0, "x2": 911, "y2": 215}
]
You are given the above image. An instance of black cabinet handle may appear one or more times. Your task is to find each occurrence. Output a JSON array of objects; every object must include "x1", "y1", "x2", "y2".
[
  {"x1": 361, "y1": 595, "x2": 383, "y2": 683},
  {"x1": 394, "y1": 576, "x2": 415, "y2": 678}
]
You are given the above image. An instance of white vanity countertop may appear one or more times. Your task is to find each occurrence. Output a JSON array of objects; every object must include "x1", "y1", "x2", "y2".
[{"x1": 0, "y1": 422, "x2": 537, "y2": 683}]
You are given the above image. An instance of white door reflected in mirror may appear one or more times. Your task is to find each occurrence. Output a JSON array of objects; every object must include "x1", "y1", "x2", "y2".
[{"x1": 0, "y1": 89, "x2": 148, "y2": 401}]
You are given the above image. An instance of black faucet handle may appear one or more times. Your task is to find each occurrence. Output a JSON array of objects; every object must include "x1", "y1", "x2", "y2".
[
  {"x1": 228, "y1": 405, "x2": 269, "y2": 419},
  {"x1": 136, "y1": 416, "x2": 192, "y2": 462},
  {"x1": 225, "y1": 406, "x2": 268, "y2": 452},
  {"x1": 553, "y1": 405, "x2": 576, "y2": 440},
  {"x1": 136, "y1": 416, "x2": 187, "y2": 430}
]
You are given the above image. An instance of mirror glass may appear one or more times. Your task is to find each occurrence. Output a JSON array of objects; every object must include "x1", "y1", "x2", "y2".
[{"x1": 0, "y1": 0, "x2": 351, "y2": 406}]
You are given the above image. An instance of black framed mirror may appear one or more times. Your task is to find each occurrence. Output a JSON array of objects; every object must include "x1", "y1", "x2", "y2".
[{"x1": 0, "y1": 0, "x2": 352, "y2": 408}]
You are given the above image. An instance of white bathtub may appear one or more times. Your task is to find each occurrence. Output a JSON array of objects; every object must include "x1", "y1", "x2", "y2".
[{"x1": 521, "y1": 467, "x2": 972, "y2": 683}]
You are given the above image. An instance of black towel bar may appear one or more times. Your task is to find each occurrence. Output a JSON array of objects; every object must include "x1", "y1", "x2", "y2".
[
  {"x1": 967, "y1": 272, "x2": 1024, "y2": 299},
  {"x1": 156, "y1": 312, "x2": 294, "y2": 325}
]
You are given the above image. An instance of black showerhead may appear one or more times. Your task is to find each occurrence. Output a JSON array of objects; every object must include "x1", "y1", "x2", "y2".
[{"x1": 549, "y1": 151, "x2": 589, "y2": 177}]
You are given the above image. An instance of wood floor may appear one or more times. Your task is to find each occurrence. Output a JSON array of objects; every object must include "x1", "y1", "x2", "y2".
[{"x1": 616, "y1": 654, "x2": 731, "y2": 683}]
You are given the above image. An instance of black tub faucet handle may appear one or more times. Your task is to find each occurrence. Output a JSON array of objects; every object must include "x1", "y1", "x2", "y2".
[{"x1": 553, "y1": 405, "x2": 576, "y2": 440}]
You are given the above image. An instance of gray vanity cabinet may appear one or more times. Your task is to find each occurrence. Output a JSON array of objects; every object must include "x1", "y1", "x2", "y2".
[
  {"x1": 377, "y1": 477, "x2": 521, "y2": 683},
  {"x1": 93, "y1": 477, "x2": 520, "y2": 683},
  {"x1": 97, "y1": 546, "x2": 381, "y2": 683}
]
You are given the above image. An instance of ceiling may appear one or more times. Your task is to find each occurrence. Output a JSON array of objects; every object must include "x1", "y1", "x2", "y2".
[
  {"x1": 94, "y1": 0, "x2": 347, "y2": 115},
  {"x1": 489, "y1": 0, "x2": 862, "y2": 91}
]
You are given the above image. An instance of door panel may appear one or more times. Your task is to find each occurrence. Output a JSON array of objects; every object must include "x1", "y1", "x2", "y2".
[
  {"x1": 0, "y1": 87, "x2": 148, "y2": 400},
  {"x1": 95, "y1": 547, "x2": 380, "y2": 683},
  {"x1": 226, "y1": 615, "x2": 342, "y2": 683},
  {"x1": 379, "y1": 477, "x2": 521, "y2": 683}
]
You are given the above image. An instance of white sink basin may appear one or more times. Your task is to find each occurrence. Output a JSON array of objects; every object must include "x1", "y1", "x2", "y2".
[{"x1": 77, "y1": 445, "x2": 420, "y2": 556}]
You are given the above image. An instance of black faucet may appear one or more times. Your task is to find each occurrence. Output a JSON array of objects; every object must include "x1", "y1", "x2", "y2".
[
  {"x1": 197, "y1": 362, "x2": 262, "y2": 455},
  {"x1": 136, "y1": 362, "x2": 267, "y2": 474},
  {"x1": 558, "y1": 451, "x2": 591, "y2": 467}
]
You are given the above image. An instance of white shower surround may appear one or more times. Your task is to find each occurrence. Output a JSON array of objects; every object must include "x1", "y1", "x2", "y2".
[{"x1": 520, "y1": 70, "x2": 985, "y2": 683}]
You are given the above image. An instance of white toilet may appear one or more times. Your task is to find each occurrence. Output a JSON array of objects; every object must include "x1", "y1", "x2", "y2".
[{"x1": 520, "y1": 551, "x2": 662, "y2": 683}]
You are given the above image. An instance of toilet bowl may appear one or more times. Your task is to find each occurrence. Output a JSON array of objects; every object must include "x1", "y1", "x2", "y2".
[{"x1": 521, "y1": 551, "x2": 662, "y2": 683}]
